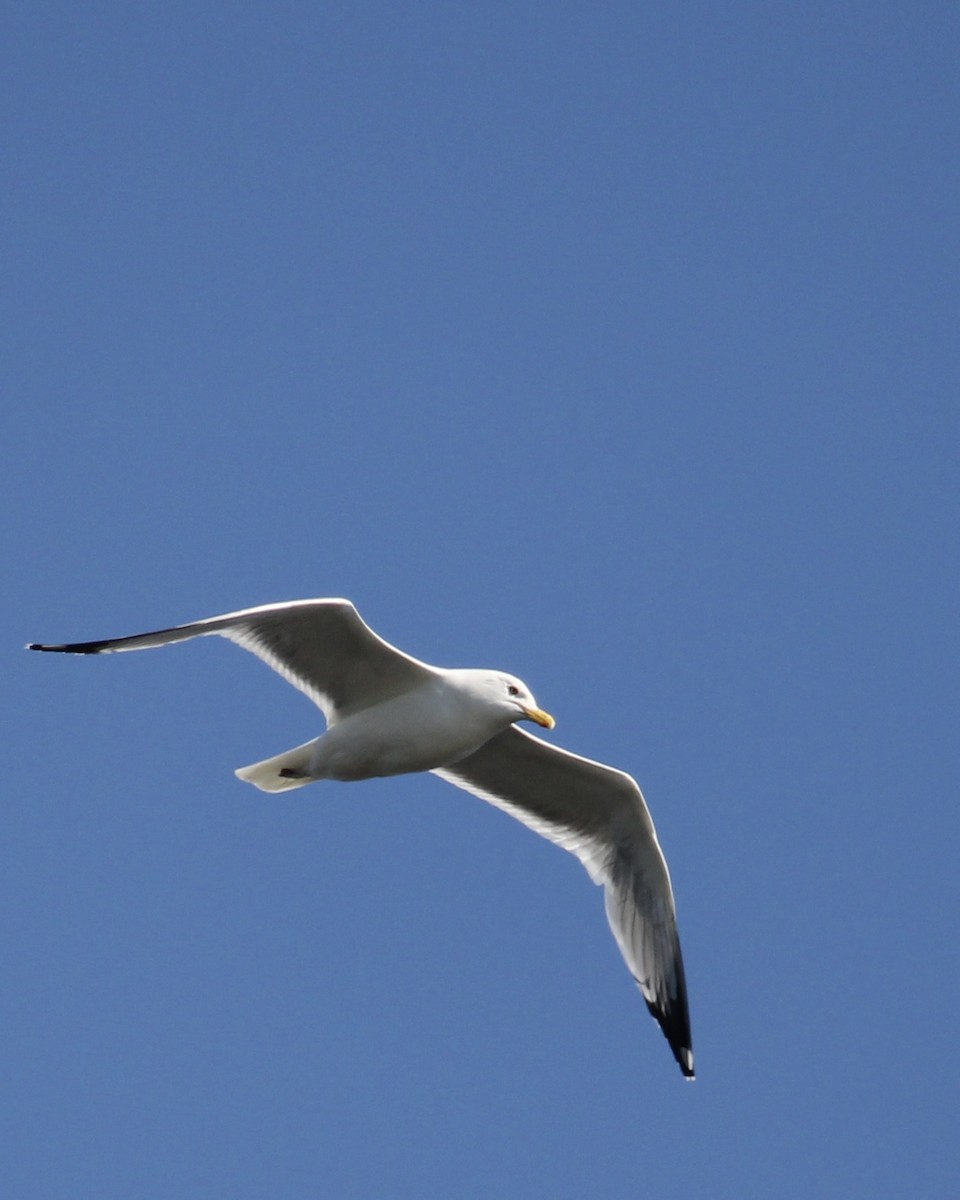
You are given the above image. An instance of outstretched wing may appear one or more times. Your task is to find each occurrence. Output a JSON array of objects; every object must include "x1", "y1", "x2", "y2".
[
  {"x1": 434, "y1": 726, "x2": 694, "y2": 1078},
  {"x1": 28, "y1": 598, "x2": 437, "y2": 722}
]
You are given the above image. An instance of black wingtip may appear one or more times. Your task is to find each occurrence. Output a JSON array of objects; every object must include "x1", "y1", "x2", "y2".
[
  {"x1": 27, "y1": 641, "x2": 109, "y2": 654},
  {"x1": 670, "y1": 1036, "x2": 696, "y2": 1080},
  {"x1": 644, "y1": 992, "x2": 695, "y2": 1080}
]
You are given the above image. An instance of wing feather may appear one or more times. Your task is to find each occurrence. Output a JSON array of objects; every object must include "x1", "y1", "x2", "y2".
[
  {"x1": 435, "y1": 726, "x2": 694, "y2": 1078},
  {"x1": 28, "y1": 599, "x2": 437, "y2": 722}
]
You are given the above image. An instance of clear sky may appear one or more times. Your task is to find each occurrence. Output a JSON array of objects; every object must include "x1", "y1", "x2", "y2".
[{"x1": 4, "y1": 3, "x2": 958, "y2": 1197}]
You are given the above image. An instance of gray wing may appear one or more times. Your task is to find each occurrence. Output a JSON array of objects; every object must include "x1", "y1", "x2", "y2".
[
  {"x1": 28, "y1": 598, "x2": 437, "y2": 722},
  {"x1": 434, "y1": 726, "x2": 694, "y2": 1079}
]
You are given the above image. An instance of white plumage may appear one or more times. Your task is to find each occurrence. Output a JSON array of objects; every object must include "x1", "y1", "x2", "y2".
[{"x1": 30, "y1": 597, "x2": 694, "y2": 1078}]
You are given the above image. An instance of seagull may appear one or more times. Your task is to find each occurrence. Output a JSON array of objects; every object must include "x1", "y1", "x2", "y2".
[{"x1": 29, "y1": 598, "x2": 694, "y2": 1078}]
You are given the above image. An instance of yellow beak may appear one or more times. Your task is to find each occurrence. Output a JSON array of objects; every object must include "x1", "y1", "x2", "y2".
[{"x1": 523, "y1": 706, "x2": 556, "y2": 730}]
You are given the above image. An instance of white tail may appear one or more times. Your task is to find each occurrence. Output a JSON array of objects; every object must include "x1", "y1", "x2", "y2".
[{"x1": 234, "y1": 737, "x2": 321, "y2": 792}]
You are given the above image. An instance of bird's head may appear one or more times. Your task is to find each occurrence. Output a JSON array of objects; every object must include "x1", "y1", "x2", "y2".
[{"x1": 474, "y1": 671, "x2": 556, "y2": 730}]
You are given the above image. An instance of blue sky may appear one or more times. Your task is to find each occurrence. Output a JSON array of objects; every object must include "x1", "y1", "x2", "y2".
[{"x1": 4, "y1": 3, "x2": 958, "y2": 1196}]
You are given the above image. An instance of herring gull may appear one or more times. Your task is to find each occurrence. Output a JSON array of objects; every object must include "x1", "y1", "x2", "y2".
[{"x1": 29, "y1": 598, "x2": 694, "y2": 1078}]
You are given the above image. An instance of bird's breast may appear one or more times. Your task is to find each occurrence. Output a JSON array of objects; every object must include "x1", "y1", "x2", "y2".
[{"x1": 310, "y1": 685, "x2": 503, "y2": 781}]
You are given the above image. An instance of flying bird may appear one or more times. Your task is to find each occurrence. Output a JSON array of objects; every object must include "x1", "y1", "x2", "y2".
[{"x1": 29, "y1": 598, "x2": 694, "y2": 1078}]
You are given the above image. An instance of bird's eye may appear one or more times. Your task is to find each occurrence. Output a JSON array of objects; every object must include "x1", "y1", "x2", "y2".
[{"x1": 507, "y1": 684, "x2": 521, "y2": 696}]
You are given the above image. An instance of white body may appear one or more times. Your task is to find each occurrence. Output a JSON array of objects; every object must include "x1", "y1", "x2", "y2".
[{"x1": 309, "y1": 673, "x2": 511, "y2": 780}]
